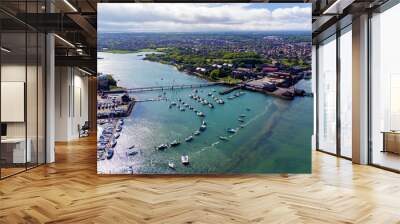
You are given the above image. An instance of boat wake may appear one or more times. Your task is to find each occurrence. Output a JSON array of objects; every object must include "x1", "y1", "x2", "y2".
[{"x1": 194, "y1": 103, "x2": 271, "y2": 155}]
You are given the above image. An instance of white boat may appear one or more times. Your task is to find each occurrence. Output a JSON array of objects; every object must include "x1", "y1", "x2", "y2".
[
  {"x1": 202, "y1": 120, "x2": 207, "y2": 125},
  {"x1": 114, "y1": 132, "x2": 120, "y2": 139},
  {"x1": 128, "y1": 144, "x2": 135, "y2": 149},
  {"x1": 200, "y1": 124, "x2": 207, "y2": 131},
  {"x1": 156, "y1": 144, "x2": 168, "y2": 150},
  {"x1": 194, "y1": 130, "x2": 200, "y2": 136},
  {"x1": 170, "y1": 140, "x2": 180, "y2": 147},
  {"x1": 181, "y1": 155, "x2": 189, "y2": 165},
  {"x1": 116, "y1": 125, "x2": 122, "y2": 132},
  {"x1": 240, "y1": 114, "x2": 246, "y2": 117},
  {"x1": 219, "y1": 136, "x2": 229, "y2": 141},
  {"x1": 227, "y1": 128, "x2": 237, "y2": 134},
  {"x1": 185, "y1": 136, "x2": 193, "y2": 142},
  {"x1": 197, "y1": 112, "x2": 205, "y2": 117},
  {"x1": 119, "y1": 119, "x2": 124, "y2": 125},
  {"x1": 180, "y1": 107, "x2": 186, "y2": 111},
  {"x1": 238, "y1": 118, "x2": 245, "y2": 122},
  {"x1": 218, "y1": 99, "x2": 224, "y2": 104},
  {"x1": 168, "y1": 161, "x2": 176, "y2": 169},
  {"x1": 171, "y1": 102, "x2": 177, "y2": 106}
]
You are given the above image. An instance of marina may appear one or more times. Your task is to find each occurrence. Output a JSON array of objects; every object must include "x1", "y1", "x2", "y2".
[{"x1": 97, "y1": 51, "x2": 313, "y2": 174}]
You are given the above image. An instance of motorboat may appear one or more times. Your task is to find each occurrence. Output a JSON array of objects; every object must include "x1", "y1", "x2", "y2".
[
  {"x1": 240, "y1": 125, "x2": 245, "y2": 128},
  {"x1": 202, "y1": 120, "x2": 207, "y2": 125},
  {"x1": 127, "y1": 149, "x2": 138, "y2": 157},
  {"x1": 180, "y1": 107, "x2": 186, "y2": 111},
  {"x1": 217, "y1": 99, "x2": 224, "y2": 104},
  {"x1": 208, "y1": 103, "x2": 214, "y2": 109},
  {"x1": 170, "y1": 140, "x2": 181, "y2": 147},
  {"x1": 200, "y1": 124, "x2": 207, "y2": 131},
  {"x1": 185, "y1": 136, "x2": 193, "y2": 142},
  {"x1": 171, "y1": 101, "x2": 177, "y2": 106},
  {"x1": 239, "y1": 114, "x2": 246, "y2": 117},
  {"x1": 128, "y1": 144, "x2": 135, "y2": 149},
  {"x1": 116, "y1": 125, "x2": 122, "y2": 132},
  {"x1": 219, "y1": 136, "x2": 229, "y2": 141},
  {"x1": 227, "y1": 128, "x2": 237, "y2": 134},
  {"x1": 189, "y1": 106, "x2": 194, "y2": 110},
  {"x1": 208, "y1": 92, "x2": 212, "y2": 96},
  {"x1": 107, "y1": 148, "x2": 114, "y2": 159},
  {"x1": 238, "y1": 118, "x2": 245, "y2": 122},
  {"x1": 114, "y1": 132, "x2": 120, "y2": 139},
  {"x1": 119, "y1": 119, "x2": 124, "y2": 125},
  {"x1": 156, "y1": 144, "x2": 168, "y2": 150},
  {"x1": 194, "y1": 130, "x2": 200, "y2": 136},
  {"x1": 228, "y1": 96, "x2": 234, "y2": 100},
  {"x1": 181, "y1": 155, "x2": 189, "y2": 165},
  {"x1": 168, "y1": 161, "x2": 176, "y2": 169},
  {"x1": 197, "y1": 112, "x2": 205, "y2": 117}
]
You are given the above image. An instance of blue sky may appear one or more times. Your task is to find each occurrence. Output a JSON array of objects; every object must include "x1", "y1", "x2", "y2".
[{"x1": 98, "y1": 3, "x2": 311, "y2": 33}]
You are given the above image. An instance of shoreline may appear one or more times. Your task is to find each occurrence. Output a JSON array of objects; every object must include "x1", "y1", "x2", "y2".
[{"x1": 99, "y1": 51, "x2": 307, "y2": 101}]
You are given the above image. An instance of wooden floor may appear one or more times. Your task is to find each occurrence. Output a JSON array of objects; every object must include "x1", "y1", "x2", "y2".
[{"x1": 1, "y1": 136, "x2": 400, "y2": 224}]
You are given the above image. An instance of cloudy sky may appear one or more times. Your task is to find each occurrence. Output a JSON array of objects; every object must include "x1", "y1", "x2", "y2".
[{"x1": 98, "y1": 3, "x2": 311, "y2": 33}]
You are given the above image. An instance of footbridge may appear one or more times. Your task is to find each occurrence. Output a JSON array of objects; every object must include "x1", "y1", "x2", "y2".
[{"x1": 105, "y1": 82, "x2": 222, "y2": 94}]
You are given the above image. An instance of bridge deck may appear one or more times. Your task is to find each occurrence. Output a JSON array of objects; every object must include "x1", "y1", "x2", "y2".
[{"x1": 105, "y1": 83, "x2": 222, "y2": 94}]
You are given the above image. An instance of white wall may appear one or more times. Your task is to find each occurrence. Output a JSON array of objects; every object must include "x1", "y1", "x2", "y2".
[{"x1": 54, "y1": 67, "x2": 89, "y2": 141}]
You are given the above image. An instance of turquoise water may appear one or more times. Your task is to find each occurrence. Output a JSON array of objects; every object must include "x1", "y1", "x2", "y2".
[{"x1": 97, "y1": 52, "x2": 313, "y2": 174}]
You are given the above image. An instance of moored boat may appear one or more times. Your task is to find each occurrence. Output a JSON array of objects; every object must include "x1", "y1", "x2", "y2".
[
  {"x1": 197, "y1": 112, "x2": 205, "y2": 117},
  {"x1": 107, "y1": 148, "x2": 114, "y2": 159},
  {"x1": 181, "y1": 155, "x2": 189, "y2": 165},
  {"x1": 219, "y1": 136, "x2": 229, "y2": 141},
  {"x1": 168, "y1": 161, "x2": 176, "y2": 169},
  {"x1": 170, "y1": 140, "x2": 180, "y2": 147},
  {"x1": 200, "y1": 124, "x2": 207, "y2": 131},
  {"x1": 185, "y1": 135, "x2": 193, "y2": 142},
  {"x1": 227, "y1": 128, "x2": 237, "y2": 134},
  {"x1": 156, "y1": 144, "x2": 168, "y2": 150},
  {"x1": 194, "y1": 130, "x2": 200, "y2": 136}
]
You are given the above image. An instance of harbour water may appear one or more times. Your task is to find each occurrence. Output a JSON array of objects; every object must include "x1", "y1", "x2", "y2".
[{"x1": 97, "y1": 52, "x2": 313, "y2": 174}]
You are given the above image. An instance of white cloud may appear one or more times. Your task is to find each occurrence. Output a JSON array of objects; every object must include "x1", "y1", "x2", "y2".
[{"x1": 98, "y1": 3, "x2": 311, "y2": 33}]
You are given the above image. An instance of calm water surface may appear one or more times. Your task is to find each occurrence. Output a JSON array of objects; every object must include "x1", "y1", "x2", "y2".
[{"x1": 97, "y1": 52, "x2": 313, "y2": 174}]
